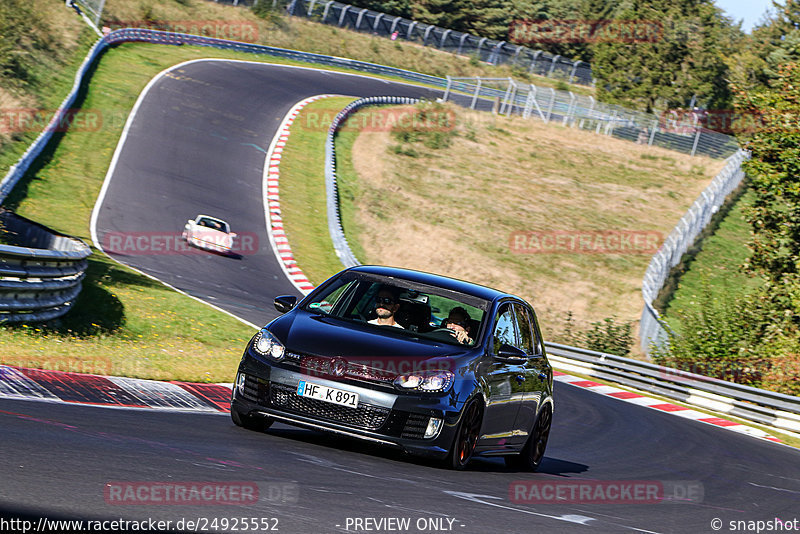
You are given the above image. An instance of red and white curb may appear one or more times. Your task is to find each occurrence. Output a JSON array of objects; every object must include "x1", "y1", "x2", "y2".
[
  {"x1": 554, "y1": 371, "x2": 783, "y2": 443},
  {"x1": 262, "y1": 94, "x2": 341, "y2": 296},
  {"x1": 0, "y1": 365, "x2": 232, "y2": 413}
]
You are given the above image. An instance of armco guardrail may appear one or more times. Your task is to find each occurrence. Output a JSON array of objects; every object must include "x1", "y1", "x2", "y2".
[
  {"x1": 640, "y1": 149, "x2": 749, "y2": 352},
  {"x1": 546, "y1": 342, "x2": 800, "y2": 433},
  {"x1": 441, "y1": 76, "x2": 739, "y2": 159},
  {"x1": 325, "y1": 96, "x2": 419, "y2": 267},
  {"x1": 0, "y1": 212, "x2": 92, "y2": 323}
]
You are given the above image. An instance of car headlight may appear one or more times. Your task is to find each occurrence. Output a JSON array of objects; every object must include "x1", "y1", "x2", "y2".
[
  {"x1": 394, "y1": 370, "x2": 454, "y2": 393},
  {"x1": 251, "y1": 329, "x2": 285, "y2": 361}
]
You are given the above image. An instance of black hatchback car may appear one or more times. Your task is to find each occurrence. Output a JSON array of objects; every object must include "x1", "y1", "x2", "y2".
[{"x1": 231, "y1": 266, "x2": 553, "y2": 470}]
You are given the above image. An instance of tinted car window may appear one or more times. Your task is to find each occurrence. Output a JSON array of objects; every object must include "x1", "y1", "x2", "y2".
[
  {"x1": 493, "y1": 305, "x2": 517, "y2": 353},
  {"x1": 303, "y1": 273, "x2": 488, "y2": 346},
  {"x1": 513, "y1": 304, "x2": 535, "y2": 355}
]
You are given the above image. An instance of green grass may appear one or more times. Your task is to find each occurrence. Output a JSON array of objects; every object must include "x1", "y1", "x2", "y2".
[
  {"x1": 661, "y1": 188, "x2": 763, "y2": 331},
  {"x1": 279, "y1": 97, "x2": 359, "y2": 285}
]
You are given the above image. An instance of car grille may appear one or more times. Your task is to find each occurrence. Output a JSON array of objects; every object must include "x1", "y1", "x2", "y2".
[
  {"x1": 242, "y1": 374, "x2": 263, "y2": 403},
  {"x1": 382, "y1": 410, "x2": 431, "y2": 439},
  {"x1": 401, "y1": 413, "x2": 430, "y2": 439},
  {"x1": 289, "y1": 353, "x2": 396, "y2": 385},
  {"x1": 269, "y1": 383, "x2": 391, "y2": 430}
]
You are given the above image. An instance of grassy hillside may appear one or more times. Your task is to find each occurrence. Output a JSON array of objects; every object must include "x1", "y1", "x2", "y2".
[
  {"x1": 661, "y1": 189, "x2": 763, "y2": 332},
  {"x1": 101, "y1": 0, "x2": 591, "y2": 94},
  {"x1": 0, "y1": 0, "x2": 96, "y2": 173},
  {"x1": 282, "y1": 102, "x2": 725, "y2": 350}
]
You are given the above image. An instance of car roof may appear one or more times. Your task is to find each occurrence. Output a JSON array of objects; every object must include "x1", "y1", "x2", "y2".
[{"x1": 347, "y1": 265, "x2": 515, "y2": 303}]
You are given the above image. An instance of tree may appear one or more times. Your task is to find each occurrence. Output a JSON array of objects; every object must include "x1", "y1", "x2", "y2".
[
  {"x1": 591, "y1": 0, "x2": 733, "y2": 112},
  {"x1": 736, "y1": 63, "x2": 800, "y2": 282}
]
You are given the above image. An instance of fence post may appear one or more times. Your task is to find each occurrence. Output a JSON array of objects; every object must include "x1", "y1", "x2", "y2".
[
  {"x1": 569, "y1": 60, "x2": 581, "y2": 84},
  {"x1": 457, "y1": 33, "x2": 468, "y2": 55},
  {"x1": 691, "y1": 129, "x2": 702, "y2": 156},
  {"x1": 440, "y1": 29, "x2": 451, "y2": 49},
  {"x1": 423, "y1": 25, "x2": 435, "y2": 45},
  {"x1": 548, "y1": 55, "x2": 561, "y2": 77},
  {"x1": 511, "y1": 45, "x2": 524, "y2": 66},
  {"x1": 337, "y1": 5, "x2": 350, "y2": 26},
  {"x1": 321, "y1": 1, "x2": 334, "y2": 23},
  {"x1": 442, "y1": 75, "x2": 452, "y2": 102},
  {"x1": 407, "y1": 21, "x2": 417, "y2": 40},
  {"x1": 563, "y1": 92, "x2": 576, "y2": 126},
  {"x1": 529, "y1": 50, "x2": 542, "y2": 73},
  {"x1": 372, "y1": 13, "x2": 383, "y2": 30},
  {"x1": 470, "y1": 78, "x2": 482, "y2": 110},
  {"x1": 355, "y1": 8, "x2": 368, "y2": 30},
  {"x1": 506, "y1": 80, "x2": 517, "y2": 116},
  {"x1": 476, "y1": 37, "x2": 487, "y2": 60},
  {"x1": 545, "y1": 87, "x2": 556, "y2": 123},
  {"x1": 500, "y1": 78, "x2": 513, "y2": 114},
  {"x1": 649, "y1": 118, "x2": 658, "y2": 146}
]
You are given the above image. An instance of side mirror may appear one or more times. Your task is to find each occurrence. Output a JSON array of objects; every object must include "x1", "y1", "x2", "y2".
[
  {"x1": 495, "y1": 343, "x2": 527, "y2": 364},
  {"x1": 274, "y1": 295, "x2": 297, "y2": 314}
]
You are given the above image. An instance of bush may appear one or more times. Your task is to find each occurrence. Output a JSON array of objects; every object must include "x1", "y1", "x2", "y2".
[
  {"x1": 559, "y1": 312, "x2": 634, "y2": 357},
  {"x1": 653, "y1": 278, "x2": 800, "y2": 389}
]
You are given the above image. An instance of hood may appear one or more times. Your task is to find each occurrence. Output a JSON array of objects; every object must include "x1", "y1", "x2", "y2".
[{"x1": 270, "y1": 309, "x2": 472, "y2": 363}]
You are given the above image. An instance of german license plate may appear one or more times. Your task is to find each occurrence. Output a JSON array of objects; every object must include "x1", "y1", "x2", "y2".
[{"x1": 297, "y1": 380, "x2": 359, "y2": 408}]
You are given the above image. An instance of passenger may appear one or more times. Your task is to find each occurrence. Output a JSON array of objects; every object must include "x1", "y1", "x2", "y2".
[
  {"x1": 443, "y1": 307, "x2": 473, "y2": 345},
  {"x1": 368, "y1": 286, "x2": 404, "y2": 328}
]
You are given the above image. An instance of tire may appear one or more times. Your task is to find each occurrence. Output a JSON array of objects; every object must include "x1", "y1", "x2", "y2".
[
  {"x1": 446, "y1": 400, "x2": 483, "y2": 470},
  {"x1": 505, "y1": 405, "x2": 552, "y2": 471}
]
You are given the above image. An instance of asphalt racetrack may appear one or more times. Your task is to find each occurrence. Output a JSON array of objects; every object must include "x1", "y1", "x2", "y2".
[{"x1": 2, "y1": 60, "x2": 800, "y2": 533}]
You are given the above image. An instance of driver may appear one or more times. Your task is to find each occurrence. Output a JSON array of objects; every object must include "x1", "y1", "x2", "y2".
[
  {"x1": 368, "y1": 286, "x2": 404, "y2": 328},
  {"x1": 443, "y1": 307, "x2": 473, "y2": 345}
]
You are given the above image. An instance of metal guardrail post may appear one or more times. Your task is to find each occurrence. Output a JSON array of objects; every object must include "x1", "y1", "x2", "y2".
[
  {"x1": 569, "y1": 60, "x2": 581, "y2": 84},
  {"x1": 354, "y1": 8, "x2": 368, "y2": 30},
  {"x1": 456, "y1": 33, "x2": 468, "y2": 55},
  {"x1": 545, "y1": 88, "x2": 555, "y2": 123},
  {"x1": 442, "y1": 75, "x2": 452, "y2": 102},
  {"x1": 548, "y1": 55, "x2": 560, "y2": 77},
  {"x1": 470, "y1": 78, "x2": 482, "y2": 110},
  {"x1": 321, "y1": 1, "x2": 334, "y2": 22},
  {"x1": 649, "y1": 118, "x2": 658, "y2": 146}
]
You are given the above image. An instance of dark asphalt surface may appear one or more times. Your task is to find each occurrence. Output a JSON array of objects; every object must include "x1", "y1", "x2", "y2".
[
  {"x1": 2, "y1": 383, "x2": 800, "y2": 533},
  {"x1": 5, "y1": 60, "x2": 799, "y2": 533},
  {"x1": 92, "y1": 61, "x2": 441, "y2": 326}
]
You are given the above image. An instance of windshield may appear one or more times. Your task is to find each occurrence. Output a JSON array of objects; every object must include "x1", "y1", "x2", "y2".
[{"x1": 303, "y1": 273, "x2": 488, "y2": 347}]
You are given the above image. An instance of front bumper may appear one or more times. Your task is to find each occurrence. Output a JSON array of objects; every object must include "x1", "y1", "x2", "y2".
[{"x1": 231, "y1": 365, "x2": 464, "y2": 460}]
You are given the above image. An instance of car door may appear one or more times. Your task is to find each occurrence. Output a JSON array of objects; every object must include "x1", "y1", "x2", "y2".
[
  {"x1": 510, "y1": 302, "x2": 552, "y2": 441},
  {"x1": 480, "y1": 302, "x2": 528, "y2": 449}
]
